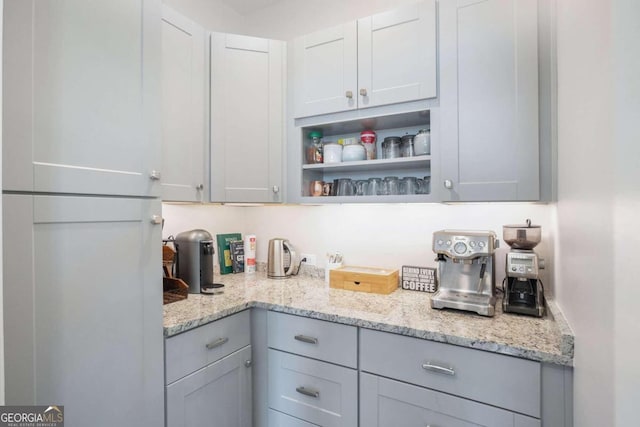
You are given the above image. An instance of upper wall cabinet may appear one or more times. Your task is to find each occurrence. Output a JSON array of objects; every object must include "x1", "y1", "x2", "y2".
[
  {"x1": 2, "y1": 0, "x2": 161, "y2": 197},
  {"x1": 439, "y1": 0, "x2": 540, "y2": 201},
  {"x1": 293, "y1": 0, "x2": 437, "y2": 118},
  {"x1": 161, "y1": 7, "x2": 207, "y2": 202},
  {"x1": 210, "y1": 33, "x2": 285, "y2": 203}
]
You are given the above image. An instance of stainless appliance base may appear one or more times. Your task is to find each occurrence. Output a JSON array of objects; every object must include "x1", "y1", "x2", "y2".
[{"x1": 431, "y1": 289, "x2": 496, "y2": 317}]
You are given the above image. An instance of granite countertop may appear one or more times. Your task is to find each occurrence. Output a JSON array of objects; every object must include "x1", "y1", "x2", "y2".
[{"x1": 163, "y1": 271, "x2": 574, "y2": 366}]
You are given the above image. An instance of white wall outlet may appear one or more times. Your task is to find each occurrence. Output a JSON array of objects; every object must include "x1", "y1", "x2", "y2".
[{"x1": 301, "y1": 253, "x2": 317, "y2": 266}]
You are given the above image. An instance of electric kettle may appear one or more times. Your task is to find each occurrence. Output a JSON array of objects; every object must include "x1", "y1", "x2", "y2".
[{"x1": 267, "y1": 238, "x2": 299, "y2": 278}]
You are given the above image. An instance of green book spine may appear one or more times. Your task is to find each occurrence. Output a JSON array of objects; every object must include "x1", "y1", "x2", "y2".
[{"x1": 216, "y1": 233, "x2": 242, "y2": 275}]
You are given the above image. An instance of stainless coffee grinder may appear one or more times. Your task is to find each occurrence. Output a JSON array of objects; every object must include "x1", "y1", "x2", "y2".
[
  {"x1": 431, "y1": 230, "x2": 499, "y2": 317},
  {"x1": 503, "y1": 220, "x2": 545, "y2": 317}
]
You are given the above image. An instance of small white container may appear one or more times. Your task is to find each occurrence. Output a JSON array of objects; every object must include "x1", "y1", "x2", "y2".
[
  {"x1": 325, "y1": 261, "x2": 344, "y2": 285},
  {"x1": 323, "y1": 143, "x2": 342, "y2": 163},
  {"x1": 413, "y1": 129, "x2": 431, "y2": 156},
  {"x1": 342, "y1": 144, "x2": 366, "y2": 162}
]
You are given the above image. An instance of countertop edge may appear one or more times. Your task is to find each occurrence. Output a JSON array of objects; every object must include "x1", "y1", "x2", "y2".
[
  {"x1": 545, "y1": 299, "x2": 575, "y2": 360},
  {"x1": 164, "y1": 299, "x2": 574, "y2": 367}
]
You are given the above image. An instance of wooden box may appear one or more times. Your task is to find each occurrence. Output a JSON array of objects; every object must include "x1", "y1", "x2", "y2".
[{"x1": 329, "y1": 266, "x2": 399, "y2": 295}]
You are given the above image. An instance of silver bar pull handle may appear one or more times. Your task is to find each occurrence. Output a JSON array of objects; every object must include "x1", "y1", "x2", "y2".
[
  {"x1": 205, "y1": 337, "x2": 229, "y2": 350},
  {"x1": 296, "y1": 386, "x2": 320, "y2": 398},
  {"x1": 294, "y1": 334, "x2": 318, "y2": 345},
  {"x1": 422, "y1": 362, "x2": 455, "y2": 376}
]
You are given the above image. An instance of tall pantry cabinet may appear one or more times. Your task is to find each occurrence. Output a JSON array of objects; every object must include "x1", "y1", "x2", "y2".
[{"x1": 2, "y1": 1, "x2": 164, "y2": 426}]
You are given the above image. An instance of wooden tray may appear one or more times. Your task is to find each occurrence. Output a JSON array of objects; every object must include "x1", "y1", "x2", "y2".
[
  {"x1": 163, "y1": 277, "x2": 188, "y2": 305},
  {"x1": 329, "y1": 266, "x2": 399, "y2": 295}
]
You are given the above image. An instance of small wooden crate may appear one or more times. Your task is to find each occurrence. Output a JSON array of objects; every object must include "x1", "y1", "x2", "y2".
[{"x1": 329, "y1": 266, "x2": 399, "y2": 295}]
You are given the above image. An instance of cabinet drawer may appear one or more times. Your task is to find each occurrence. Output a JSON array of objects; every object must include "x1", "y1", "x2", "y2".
[
  {"x1": 268, "y1": 349, "x2": 358, "y2": 427},
  {"x1": 361, "y1": 372, "x2": 540, "y2": 427},
  {"x1": 360, "y1": 328, "x2": 541, "y2": 418},
  {"x1": 267, "y1": 311, "x2": 357, "y2": 368},
  {"x1": 269, "y1": 409, "x2": 320, "y2": 427},
  {"x1": 165, "y1": 310, "x2": 251, "y2": 384}
]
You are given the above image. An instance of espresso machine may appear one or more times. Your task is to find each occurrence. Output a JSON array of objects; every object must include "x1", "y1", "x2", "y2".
[
  {"x1": 431, "y1": 230, "x2": 498, "y2": 317},
  {"x1": 503, "y1": 220, "x2": 545, "y2": 317}
]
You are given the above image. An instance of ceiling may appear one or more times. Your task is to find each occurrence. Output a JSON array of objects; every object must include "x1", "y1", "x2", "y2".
[{"x1": 219, "y1": 0, "x2": 281, "y2": 15}]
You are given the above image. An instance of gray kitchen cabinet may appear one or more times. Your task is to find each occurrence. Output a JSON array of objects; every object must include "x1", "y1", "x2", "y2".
[
  {"x1": 439, "y1": 0, "x2": 540, "y2": 201},
  {"x1": 2, "y1": 194, "x2": 164, "y2": 427},
  {"x1": 165, "y1": 311, "x2": 253, "y2": 427},
  {"x1": 161, "y1": 6, "x2": 207, "y2": 202},
  {"x1": 292, "y1": 1, "x2": 436, "y2": 118},
  {"x1": 266, "y1": 311, "x2": 358, "y2": 368},
  {"x1": 165, "y1": 310, "x2": 251, "y2": 384},
  {"x1": 266, "y1": 312, "x2": 358, "y2": 427},
  {"x1": 268, "y1": 349, "x2": 358, "y2": 427},
  {"x1": 289, "y1": 109, "x2": 439, "y2": 203},
  {"x1": 360, "y1": 328, "x2": 541, "y2": 418},
  {"x1": 360, "y1": 373, "x2": 540, "y2": 427},
  {"x1": 210, "y1": 33, "x2": 284, "y2": 203},
  {"x1": 360, "y1": 328, "x2": 573, "y2": 427},
  {"x1": 166, "y1": 345, "x2": 253, "y2": 427},
  {"x1": 2, "y1": 0, "x2": 161, "y2": 197},
  {"x1": 269, "y1": 410, "x2": 320, "y2": 426}
]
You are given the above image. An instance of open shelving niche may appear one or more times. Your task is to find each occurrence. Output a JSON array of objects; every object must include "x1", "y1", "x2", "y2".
[{"x1": 296, "y1": 109, "x2": 436, "y2": 203}]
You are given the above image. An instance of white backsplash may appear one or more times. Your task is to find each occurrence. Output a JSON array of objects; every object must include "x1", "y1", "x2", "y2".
[{"x1": 162, "y1": 202, "x2": 557, "y2": 295}]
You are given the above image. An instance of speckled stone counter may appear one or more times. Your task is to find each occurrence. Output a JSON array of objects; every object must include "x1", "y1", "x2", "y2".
[{"x1": 163, "y1": 272, "x2": 574, "y2": 366}]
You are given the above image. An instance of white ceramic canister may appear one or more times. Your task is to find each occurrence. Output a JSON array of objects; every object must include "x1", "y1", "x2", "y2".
[
  {"x1": 342, "y1": 143, "x2": 366, "y2": 162},
  {"x1": 413, "y1": 129, "x2": 431, "y2": 155},
  {"x1": 323, "y1": 143, "x2": 342, "y2": 163}
]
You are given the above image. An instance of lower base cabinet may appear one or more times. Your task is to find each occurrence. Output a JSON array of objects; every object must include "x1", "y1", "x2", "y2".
[
  {"x1": 360, "y1": 373, "x2": 540, "y2": 427},
  {"x1": 269, "y1": 409, "x2": 320, "y2": 426},
  {"x1": 268, "y1": 349, "x2": 358, "y2": 427},
  {"x1": 166, "y1": 345, "x2": 252, "y2": 427}
]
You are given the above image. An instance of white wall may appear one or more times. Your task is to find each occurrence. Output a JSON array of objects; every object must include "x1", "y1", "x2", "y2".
[
  {"x1": 162, "y1": 0, "x2": 246, "y2": 34},
  {"x1": 612, "y1": 0, "x2": 640, "y2": 423},
  {"x1": 555, "y1": 0, "x2": 640, "y2": 425},
  {"x1": 162, "y1": 203, "x2": 247, "y2": 247},
  {"x1": 164, "y1": 202, "x2": 556, "y2": 291},
  {"x1": 240, "y1": 0, "x2": 420, "y2": 40},
  {"x1": 244, "y1": 203, "x2": 554, "y2": 283}
]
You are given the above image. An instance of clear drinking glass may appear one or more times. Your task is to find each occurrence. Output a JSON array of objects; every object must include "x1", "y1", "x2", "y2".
[
  {"x1": 355, "y1": 180, "x2": 368, "y2": 196},
  {"x1": 335, "y1": 178, "x2": 355, "y2": 196},
  {"x1": 383, "y1": 176, "x2": 400, "y2": 195},
  {"x1": 400, "y1": 177, "x2": 420, "y2": 195},
  {"x1": 366, "y1": 178, "x2": 383, "y2": 195}
]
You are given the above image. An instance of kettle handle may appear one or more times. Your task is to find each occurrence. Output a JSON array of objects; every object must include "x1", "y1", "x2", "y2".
[{"x1": 283, "y1": 240, "x2": 299, "y2": 276}]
